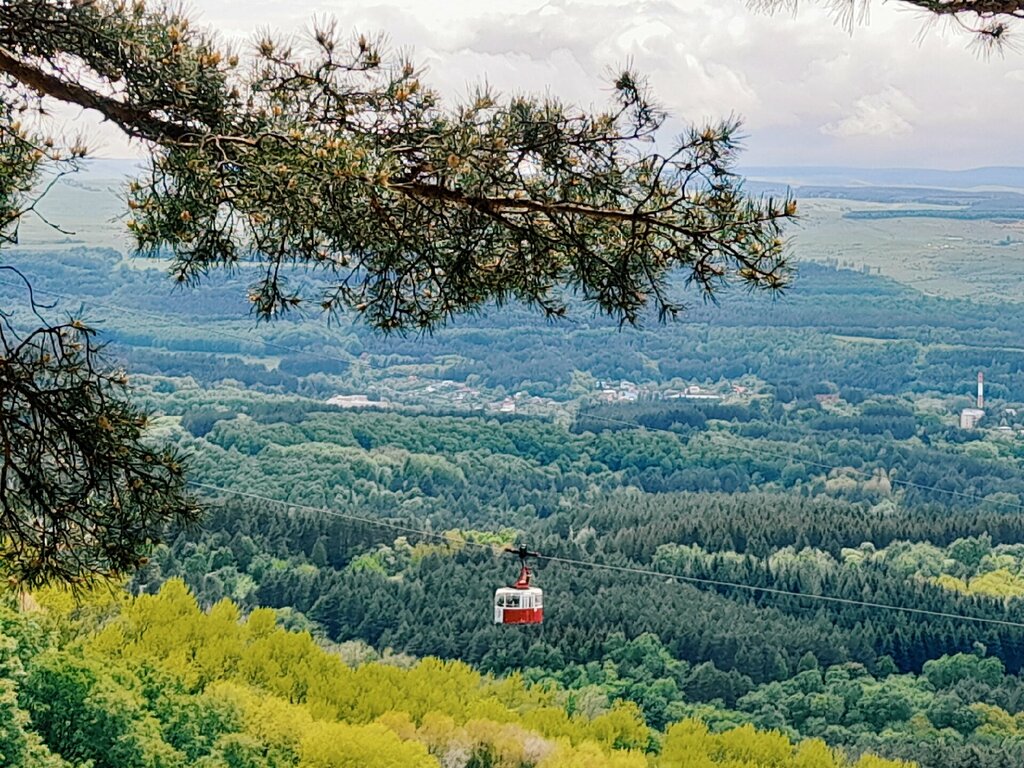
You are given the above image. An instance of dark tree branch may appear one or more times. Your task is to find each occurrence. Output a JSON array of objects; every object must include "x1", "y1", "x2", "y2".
[
  {"x1": 0, "y1": 45, "x2": 190, "y2": 142},
  {"x1": 0, "y1": 319, "x2": 199, "y2": 586},
  {"x1": 751, "y1": 0, "x2": 1024, "y2": 47},
  {"x1": 0, "y1": 2, "x2": 795, "y2": 332}
]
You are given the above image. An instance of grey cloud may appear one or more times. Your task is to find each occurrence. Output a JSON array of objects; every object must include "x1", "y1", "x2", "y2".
[{"x1": 92, "y1": 0, "x2": 1024, "y2": 167}]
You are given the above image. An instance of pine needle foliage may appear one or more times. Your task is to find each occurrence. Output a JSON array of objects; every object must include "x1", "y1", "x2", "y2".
[
  {"x1": 1, "y1": 1, "x2": 795, "y2": 329},
  {"x1": 751, "y1": 1, "x2": 1024, "y2": 51},
  {"x1": 0, "y1": 1, "x2": 799, "y2": 585},
  {"x1": 0, "y1": 309, "x2": 198, "y2": 586}
]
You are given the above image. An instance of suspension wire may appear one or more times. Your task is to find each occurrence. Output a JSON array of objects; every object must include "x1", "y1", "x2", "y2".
[
  {"x1": 187, "y1": 480, "x2": 485, "y2": 548},
  {"x1": 578, "y1": 409, "x2": 1024, "y2": 515},
  {"x1": 188, "y1": 480, "x2": 1024, "y2": 631}
]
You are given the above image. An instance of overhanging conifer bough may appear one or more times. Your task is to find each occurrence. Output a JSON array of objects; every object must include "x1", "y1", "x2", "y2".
[
  {"x1": 0, "y1": 0, "x2": 796, "y2": 584},
  {"x1": 751, "y1": 1, "x2": 1024, "y2": 50},
  {"x1": 1, "y1": 0, "x2": 796, "y2": 327}
]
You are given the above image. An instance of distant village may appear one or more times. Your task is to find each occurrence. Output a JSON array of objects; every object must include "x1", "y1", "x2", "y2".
[
  {"x1": 323, "y1": 372, "x2": 759, "y2": 419},
  {"x1": 327, "y1": 376, "x2": 563, "y2": 415},
  {"x1": 324, "y1": 370, "x2": 1024, "y2": 437},
  {"x1": 595, "y1": 379, "x2": 745, "y2": 403}
]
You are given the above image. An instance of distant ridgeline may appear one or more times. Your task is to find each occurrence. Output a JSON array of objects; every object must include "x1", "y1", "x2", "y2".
[
  {"x1": 741, "y1": 165, "x2": 1024, "y2": 190},
  {"x1": 743, "y1": 165, "x2": 1024, "y2": 221}
]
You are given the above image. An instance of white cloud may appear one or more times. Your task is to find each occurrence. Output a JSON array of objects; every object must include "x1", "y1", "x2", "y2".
[
  {"x1": 77, "y1": 0, "x2": 1024, "y2": 167},
  {"x1": 820, "y1": 87, "x2": 917, "y2": 138}
]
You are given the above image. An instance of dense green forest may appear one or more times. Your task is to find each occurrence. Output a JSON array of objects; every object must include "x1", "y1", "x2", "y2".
[
  {"x1": 9, "y1": 245, "x2": 1024, "y2": 766},
  {"x1": 134, "y1": 488, "x2": 1024, "y2": 767},
  {"x1": 4, "y1": 582, "x2": 914, "y2": 767},
  {"x1": 8, "y1": 247, "x2": 1024, "y2": 403},
  {"x1": 132, "y1": 386, "x2": 1024, "y2": 767}
]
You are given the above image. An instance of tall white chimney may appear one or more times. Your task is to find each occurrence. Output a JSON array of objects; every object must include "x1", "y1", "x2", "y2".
[{"x1": 978, "y1": 371, "x2": 984, "y2": 410}]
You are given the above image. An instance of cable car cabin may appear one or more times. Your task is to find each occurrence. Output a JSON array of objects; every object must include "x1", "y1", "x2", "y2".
[
  {"x1": 494, "y1": 585, "x2": 543, "y2": 624},
  {"x1": 494, "y1": 546, "x2": 544, "y2": 625}
]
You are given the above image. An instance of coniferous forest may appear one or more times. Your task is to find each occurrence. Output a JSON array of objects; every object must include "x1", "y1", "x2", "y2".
[{"x1": 6, "y1": 244, "x2": 1024, "y2": 766}]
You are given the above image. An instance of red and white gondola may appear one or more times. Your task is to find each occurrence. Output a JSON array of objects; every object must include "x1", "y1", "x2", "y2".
[{"x1": 494, "y1": 545, "x2": 543, "y2": 625}]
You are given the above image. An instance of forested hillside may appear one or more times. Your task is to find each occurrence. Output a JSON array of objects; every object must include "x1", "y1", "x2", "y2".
[
  {"x1": 9, "y1": 247, "x2": 1024, "y2": 403},
  {"x1": 0, "y1": 583, "x2": 909, "y2": 768},
  {"x1": 9, "y1": 246, "x2": 1024, "y2": 766}
]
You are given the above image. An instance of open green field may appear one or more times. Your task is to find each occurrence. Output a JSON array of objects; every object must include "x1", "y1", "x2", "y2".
[
  {"x1": 793, "y1": 198, "x2": 1024, "y2": 302},
  {"x1": 11, "y1": 174, "x2": 131, "y2": 252},
  {"x1": 13, "y1": 173, "x2": 1024, "y2": 303}
]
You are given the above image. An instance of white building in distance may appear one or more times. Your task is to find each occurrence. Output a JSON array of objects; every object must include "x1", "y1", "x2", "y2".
[
  {"x1": 327, "y1": 394, "x2": 388, "y2": 409},
  {"x1": 960, "y1": 408, "x2": 985, "y2": 429}
]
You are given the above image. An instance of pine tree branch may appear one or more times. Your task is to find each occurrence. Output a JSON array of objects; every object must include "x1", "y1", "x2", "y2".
[{"x1": 0, "y1": 46, "x2": 191, "y2": 142}]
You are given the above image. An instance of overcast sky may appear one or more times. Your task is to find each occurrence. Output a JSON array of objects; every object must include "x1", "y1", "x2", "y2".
[{"x1": 88, "y1": 0, "x2": 1024, "y2": 168}]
